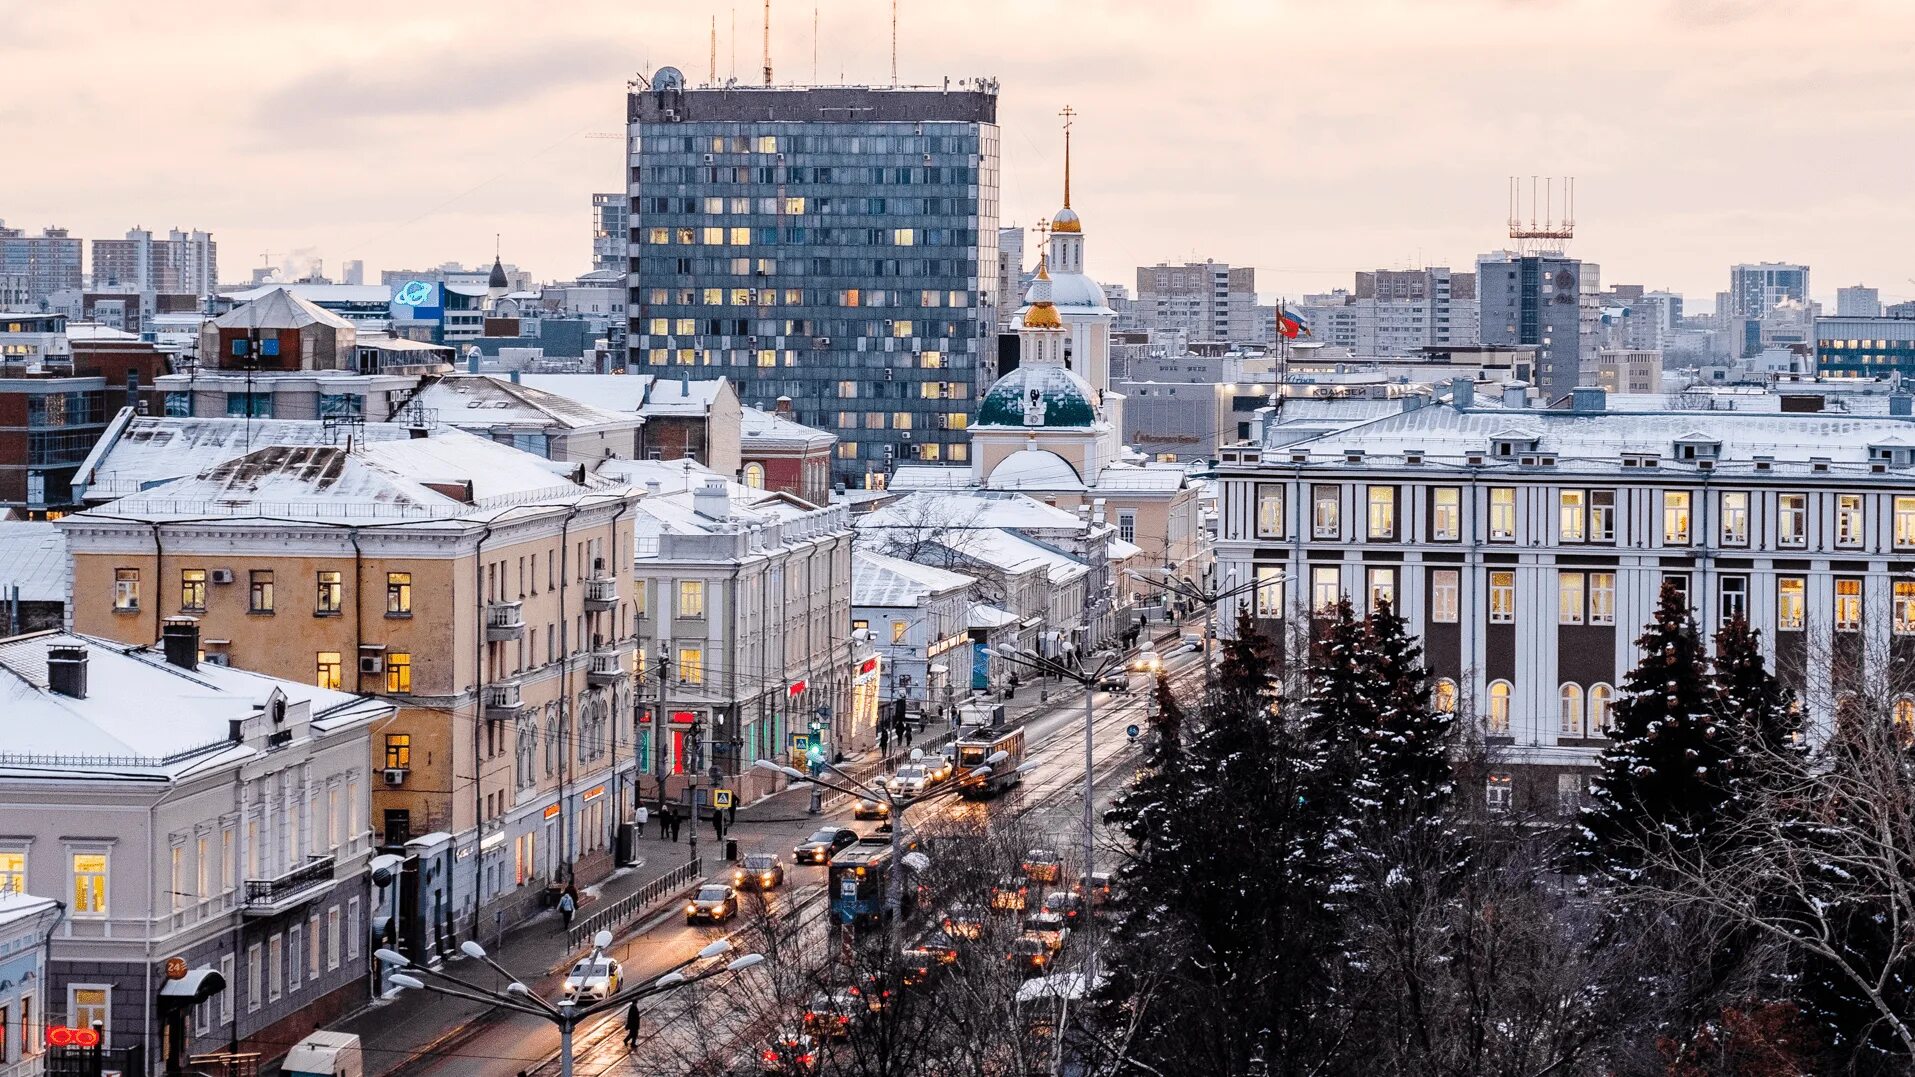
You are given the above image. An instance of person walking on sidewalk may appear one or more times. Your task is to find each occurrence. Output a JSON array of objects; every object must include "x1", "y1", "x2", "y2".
[
  {"x1": 712, "y1": 807, "x2": 725, "y2": 843},
  {"x1": 878, "y1": 726, "x2": 890, "y2": 757},
  {"x1": 557, "y1": 887, "x2": 576, "y2": 931},
  {"x1": 622, "y1": 1000, "x2": 642, "y2": 1049}
]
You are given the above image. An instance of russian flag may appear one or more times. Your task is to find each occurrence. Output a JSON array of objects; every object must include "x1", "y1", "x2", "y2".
[{"x1": 1278, "y1": 307, "x2": 1311, "y2": 339}]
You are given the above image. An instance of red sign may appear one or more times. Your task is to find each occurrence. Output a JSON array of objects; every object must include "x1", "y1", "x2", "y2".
[
  {"x1": 670, "y1": 710, "x2": 698, "y2": 724},
  {"x1": 787, "y1": 679, "x2": 808, "y2": 697},
  {"x1": 857, "y1": 657, "x2": 879, "y2": 677},
  {"x1": 47, "y1": 1026, "x2": 101, "y2": 1048}
]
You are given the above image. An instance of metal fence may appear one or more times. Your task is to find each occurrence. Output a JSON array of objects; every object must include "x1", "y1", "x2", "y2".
[{"x1": 567, "y1": 857, "x2": 702, "y2": 952}]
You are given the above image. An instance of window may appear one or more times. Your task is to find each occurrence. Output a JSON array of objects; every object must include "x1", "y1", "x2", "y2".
[
  {"x1": 1558, "y1": 683, "x2": 1585, "y2": 735},
  {"x1": 1720, "y1": 491, "x2": 1749, "y2": 546},
  {"x1": 316, "y1": 652, "x2": 342, "y2": 690},
  {"x1": 677, "y1": 646, "x2": 704, "y2": 685},
  {"x1": 1311, "y1": 485, "x2": 1340, "y2": 539},
  {"x1": 1558, "y1": 572, "x2": 1585, "y2": 625},
  {"x1": 1589, "y1": 490, "x2": 1616, "y2": 543},
  {"x1": 742, "y1": 462, "x2": 765, "y2": 489},
  {"x1": 1835, "y1": 578, "x2": 1862, "y2": 633},
  {"x1": 1487, "y1": 681, "x2": 1512, "y2": 734},
  {"x1": 1118, "y1": 511, "x2": 1136, "y2": 543},
  {"x1": 180, "y1": 569, "x2": 207, "y2": 611},
  {"x1": 1557, "y1": 773, "x2": 1585, "y2": 816},
  {"x1": 247, "y1": 944, "x2": 262, "y2": 1011},
  {"x1": 315, "y1": 570, "x2": 343, "y2": 614},
  {"x1": 269, "y1": 934, "x2": 283, "y2": 1002},
  {"x1": 70, "y1": 986, "x2": 108, "y2": 1039},
  {"x1": 72, "y1": 852, "x2": 107, "y2": 916},
  {"x1": 1489, "y1": 571, "x2": 1515, "y2": 624},
  {"x1": 113, "y1": 568, "x2": 140, "y2": 611},
  {"x1": 1895, "y1": 698, "x2": 1915, "y2": 747},
  {"x1": 1589, "y1": 683, "x2": 1615, "y2": 734},
  {"x1": 170, "y1": 845, "x2": 183, "y2": 911},
  {"x1": 1584, "y1": 572, "x2": 1614, "y2": 625},
  {"x1": 890, "y1": 620, "x2": 908, "y2": 644},
  {"x1": 1431, "y1": 570, "x2": 1459, "y2": 623},
  {"x1": 1662, "y1": 491, "x2": 1691, "y2": 545},
  {"x1": 1836, "y1": 494, "x2": 1864, "y2": 548},
  {"x1": 329, "y1": 905, "x2": 343, "y2": 969},
  {"x1": 0, "y1": 850, "x2": 22, "y2": 895},
  {"x1": 1778, "y1": 493, "x2": 1806, "y2": 546},
  {"x1": 677, "y1": 580, "x2": 705, "y2": 618},
  {"x1": 1366, "y1": 486, "x2": 1395, "y2": 540},
  {"x1": 288, "y1": 924, "x2": 303, "y2": 992},
  {"x1": 386, "y1": 652, "x2": 412, "y2": 694},
  {"x1": 1254, "y1": 566, "x2": 1284, "y2": 617},
  {"x1": 1558, "y1": 489, "x2": 1586, "y2": 543},
  {"x1": 385, "y1": 734, "x2": 411, "y2": 769},
  {"x1": 1489, "y1": 488, "x2": 1516, "y2": 542},
  {"x1": 1310, "y1": 566, "x2": 1341, "y2": 613},
  {"x1": 1778, "y1": 577, "x2": 1806, "y2": 630},
  {"x1": 1719, "y1": 575, "x2": 1748, "y2": 626},
  {"x1": 249, "y1": 570, "x2": 273, "y2": 613},
  {"x1": 1895, "y1": 580, "x2": 1915, "y2": 636},
  {"x1": 1431, "y1": 487, "x2": 1461, "y2": 541},
  {"x1": 219, "y1": 954, "x2": 234, "y2": 1025},
  {"x1": 1255, "y1": 485, "x2": 1283, "y2": 537},
  {"x1": 386, "y1": 572, "x2": 412, "y2": 615},
  {"x1": 1433, "y1": 678, "x2": 1457, "y2": 714},
  {"x1": 1897, "y1": 496, "x2": 1915, "y2": 549},
  {"x1": 1485, "y1": 773, "x2": 1513, "y2": 812},
  {"x1": 347, "y1": 898, "x2": 361, "y2": 961},
  {"x1": 1367, "y1": 568, "x2": 1395, "y2": 613}
]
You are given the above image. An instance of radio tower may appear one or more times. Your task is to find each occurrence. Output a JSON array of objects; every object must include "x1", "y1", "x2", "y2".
[{"x1": 1507, "y1": 176, "x2": 1575, "y2": 255}]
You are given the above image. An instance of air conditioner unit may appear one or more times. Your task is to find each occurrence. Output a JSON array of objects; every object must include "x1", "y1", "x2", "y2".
[
  {"x1": 359, "y1": 655, "x2": 385, "y2": 674},
  {"x1": 209, "y1": 569, "x2": 235, "y2": 585},
  {"x1": 703, "y1": 153, "x2": 714, "y2": 163},
  {"x1": 383, "y1": 768, "x2": 408, "y2": 786}
]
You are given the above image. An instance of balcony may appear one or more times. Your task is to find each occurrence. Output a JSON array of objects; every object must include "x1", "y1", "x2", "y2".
[
  {"x1": 485, "y1": 680, "x2": 526, "y2": 719},
  {"x1": 243, "y1": 855, "x2": 336, "y2": 917},
  {"x1": 587, "y1": 650, "x2": 625, "y2": 686},
  {"x1": 486, "y1": 600, "x2": 525, "y2": 642},
  {"x1": 584, "y1": 576, "x2": 619, "y2": 611}
]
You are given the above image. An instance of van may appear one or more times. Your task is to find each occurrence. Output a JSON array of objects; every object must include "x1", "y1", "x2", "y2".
[{"x1": 283, "y1": 1031, "x2": 363, "y2": 1077}]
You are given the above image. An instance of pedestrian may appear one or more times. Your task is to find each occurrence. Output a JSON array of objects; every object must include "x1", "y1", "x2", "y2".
[
  {"x1": 556, "y1": 887, "x2": 576, "y2": 930},
  {"x1": 902, "y1": 721, "x2": 913, "y2": 748},
  {"x1": 669, "y1": 810, "x2": 682, "y2": 843},
  {"x1": 712, "y1": 809, "x2": 724, "y2": 842},
  {"x1": 635, "y1": 804, "x2": 649, "y2": 837},
  {"x1": 726, "y1": 799, "x2": 737, "y2": 828},
  {"x1": 879, "y1": 726, "x2": 890, "y2": 756},
  {"x1": 622, "y1": 1000, "x2": 642, "y2": 1049},
  {"x1": 1008, "y1": 671, "x2": 1020, "y2": 694}
]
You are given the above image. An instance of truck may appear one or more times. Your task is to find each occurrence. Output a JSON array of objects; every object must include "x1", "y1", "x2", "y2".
[{"x1": 283, "y1": 1031, "x2": 363, "y2": 1077}]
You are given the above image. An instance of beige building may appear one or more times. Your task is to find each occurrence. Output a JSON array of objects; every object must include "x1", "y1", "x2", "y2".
[
  {"x1": 61, "y1": 428, "x2": 645, "y2": 941},
  {"x1": 1584, "y1": 348, "x2": 1664, "y2": 395}
]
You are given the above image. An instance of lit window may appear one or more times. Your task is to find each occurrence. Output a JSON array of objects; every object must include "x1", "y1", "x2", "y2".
[
  {"x1": 1835, "y1": 577, "x2": 1862, "y2": 632},
  {"x1": 701, "y1": 227, "x2": 724, "y2": 245},
  {"x1": 386, "y1": 653, "x2": 412, "y2": 694},
  {"x1": 1366, "y1": 486, "x2": 1395, "y2": 540},
  {"x1": 1311, "y1": 566, "x2": 1341, "y2": 613},
  {"x1": 1431, "y1": 487, "x2": 1461, "y2": 541},
  {"x1": 316, "y1": 652, "x2": 342, "y2": 690},
  {"x1": 1489, "y1": 488, "x2": 1516, "y2": 542},
  {"x1": 1255, "y1": 485, "x2": 1283, "y2": 538},
  {"x1": 1558, "y1": 489, "x2": 1585, "y2": 543},
  {"x1": 1896, "y1": 497, "x2": 1915, "y2": 549},
  {"x1": 1558, "y1": 571, "x2": 1584, "y2": 625},
  {"x1": 1895, "y1": 698, "x2": 1915, "y2": 747},
  {"x1": 891, "y1": 320, "x2": 913, "y2": 338},
  {"x1": 893, "y1": 228, "x2": 915, "y2": 246},
  {"x1": 1778, "y1": 493, "x2": 1806, "y2": 546},
  {"x1": 180, "y1": 569, "x2": 207, "y2": 612},
  {"x1": 113, "y1": 568, "x2": 140, "y2": 611},
  {"x1": 1663, "y1": 491, "x2": 1691, "y2": 545},
  {"x1": 1589, "y1": 683, "x2": 1614, "y2": 734},
  {"x1": 1895, "y1": 580, "x2": 1915, "y2": 636},
  {"x1": 1433, "y1": 678, "x2": 1457, "y2": 714},
  {"x1": 677, "y1": 646, "x2": 704, "y2": 685},
  {"x1": 1558, "y1": 683, "x2": 1584, "y2": 735},
  {"x1": 743, "y1": 463, "x2": 765, "y2": 489},
  {"x1": 1254, "y1": 566, "x2": 1284, "y2": 616},
  {"x1": 1487, "y1": 681, "x2": 1512, "y2": 734},
  {"x1": 1489, "y1": 571, "x2": 1515, "y2": 624},
  {"x1": 72, "y1": 852, "x2": 108, "y2": 915},
  {"x1": 678, "y1": 580, "x2": 705, "y2": 618},
  {"x1": 1720, "y1": 491, "x2": 1749, "y2": 546},
  {"x1": 385, "y1": 733, "x2": 411, "y2": 769},
  {"x1": 891, "y1": 621, "x2": 908, "y2": 644},
  {"x1": 1777, "y1": 577, "x2": 1806, "y2": 630},
  {"x1": 1836, "y1": 494, "x2": 1864, "y2": 548},
  {"x1": 386, "y1": 572, "x2": 412, "y2": 615},
  {"x1": 0, "y1": 850, "x2": 24, "y2": 895},
  {"x1": 1431, "y1": 569, "x2": 1459, "y2": 623},
  {"x1": 1312, "y1": 485, "x2": 1340, "y2": 539},
  {"x1": 315, "y1": 571, "x2": 343, "y2": 615},
  {"x1": 1367, "y1": 568, "x2": 1395, "y2": 613}
]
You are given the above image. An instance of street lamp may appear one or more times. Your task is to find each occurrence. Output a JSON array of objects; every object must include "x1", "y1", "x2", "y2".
[{"x1": 377, "y1": 932, "x2": 761, "y2": 1077}]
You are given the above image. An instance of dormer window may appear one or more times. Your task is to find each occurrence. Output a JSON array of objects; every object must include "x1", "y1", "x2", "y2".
[
  {"x1": 1673, "y1": 434, "x2": 1721, "y2": 462},
  {"x1": 1489, "y1": 431, "x2": 1540, "y2": 458},
  {"x1": 1870, "y1": 442, "x2": 1915, "y2": 468}
]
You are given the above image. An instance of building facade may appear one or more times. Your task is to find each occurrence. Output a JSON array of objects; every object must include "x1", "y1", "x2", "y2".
[
  {"x1": 853, "y1": 549, "x2": 976, "y2": 722},
  {"x1": 1815, "y1": 315, "x2": 1915, "y2": 381},
  {"x1": 1348, "y1": 267, "x2": 1478, "y2": 356},
  {"x1": 1729, "y1": 262, "x2": 1810, "y2": 318},
  {"x1": 91, "y1": 228, "x2": 219, "y2": 298},
  {"x1": 1477, "y1": 251, "x2": 1590, "y2": 401},
  {"x1": 592, "y1": 194, "x2": 629, "y2": 275},
  {"x1": 1133, "y1": 261, "x2": 1259, "y2": 344},
  {"x1": 1836, "y1": 285, "x2": 1881, "y2": 319},
  {"x1": 0, "y1": 224, "x2": 83, "y2": 308},
  {"x1": 0, "y1": 315, "x2": 168, "y2": 515},
  {"x1": 624, "y1": 71, "x2": 1001, "y2": 484}
]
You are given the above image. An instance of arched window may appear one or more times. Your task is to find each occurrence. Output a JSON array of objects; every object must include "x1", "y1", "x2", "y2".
[
  {"x1": 1559, "y1": 683, "x2": 1584, "y2": 735},
  {"x1": 1488, "y1": 680, "x2": 1512, "y2": 734},
  {"x1": 1894, "y1": 697, "x2": 1915, "y2": 747},
  {"x1": 1589, "y1": 683, "x2": 1615, "y2": 736},
  {"x1": 515, "y1": 717, "x2": 536, "y2": 789},
  {"x1": 544, "y1": 705, "x2": 559, "y2": 777},
  {"x1": 1433, "y1": 678, "x2": 1458, "y2": 715},
  {"x1": 743, "y1": 462, "x2": 765, "y2": 489}
]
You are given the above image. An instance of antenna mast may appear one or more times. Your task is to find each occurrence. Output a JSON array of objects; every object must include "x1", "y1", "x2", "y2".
[
  {"x1": 710, "y1": 17, "x2": 717, "y2": 83},
  {"x1": 891, "y1": 0, "x2": 899, "y2": 87},
  {"x1": 813, "y1": 4, "x2": 818, "y2": 83},
  {"x1": 763, "y1": 0, "x2": 772, "y2": 86},
  {"x1": 1506, "y1": 175, "x2": 1576, "y2": 255}
]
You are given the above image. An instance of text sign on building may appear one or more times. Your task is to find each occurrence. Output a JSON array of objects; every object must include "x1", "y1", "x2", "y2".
[
  {"x1": 787, "y1": 679, "x2": 808, "y2": 697},
  {"x1": 46, "y1": 1026, "x2": 100, "y2": 1048}
]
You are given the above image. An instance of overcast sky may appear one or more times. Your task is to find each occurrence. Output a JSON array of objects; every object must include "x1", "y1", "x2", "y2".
[{"x1": 4, "y1": 0, "x2": 1911, "y2": 309}]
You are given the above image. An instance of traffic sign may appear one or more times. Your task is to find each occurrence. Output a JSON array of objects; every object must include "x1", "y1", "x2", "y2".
[
  {"x1": 712, "y1": 789, "x2": 733, "y2": 809},
  {"x1": 1125, "y1": 724, "x2": 1140, "y2": 741}
]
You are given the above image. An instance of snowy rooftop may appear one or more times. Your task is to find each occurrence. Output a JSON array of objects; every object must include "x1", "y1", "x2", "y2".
[
  {"x1": 638, "y1": 377, "x2": 731, "y2": 417},
  {"x1": 594, "y1": 457, "x2": 723, "y2": 493},
  {"x1": 853, "y1": 549, "x2": 975, "y2": 606},
  {"x1": 740, "y1": 406, "x2": 835, "y2": 451},
  {"x1": 519, "y1": 373, "x2": 656, "y2": 414},
  {"x1": 858, "y1": 491, "x2": 1092, "y2": 534},
  {"x1": 887, "y1": 466, "x2": 975, "y2": 492},
  {"x1": 0, "y1": 522, "x2": 67, "y2": 603},
  {"x1": 211, "y1": 288, "x2": 353, "y2": 331},
  {"x1": 416, "y1": 375, "x2": 641, "y2": 432},
  {"x1": 0, "y1": 892, "x2": 60, "y2": 929},
  {"x1": 224, "y1": 283, "x2": 392, "y2": 306},
  {"x1": 967, "y1": 603, "x2": 1019, "y2": 630},
  {"x1": 72, "y1": 415, "x2": 426, "y2": 502},
  {"x1": 988, "y1": 449, "x2": 1085, "y2": 491}
]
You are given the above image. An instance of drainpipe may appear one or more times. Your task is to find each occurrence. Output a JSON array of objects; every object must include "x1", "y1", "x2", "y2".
[
  {"x1": 470, "y1": 517, "x2": 499, "y2": 940},
  {"x1": 556, "y1": 505, "x2": 581, "y2": 884},
  {"x1": 348, "y1": 527, "x2": 365, "y2": 693}
]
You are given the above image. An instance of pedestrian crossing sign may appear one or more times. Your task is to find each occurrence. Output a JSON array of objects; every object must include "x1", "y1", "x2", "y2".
[{"x1": 713, "y1": 789, "x2": 733, "y2": 810}]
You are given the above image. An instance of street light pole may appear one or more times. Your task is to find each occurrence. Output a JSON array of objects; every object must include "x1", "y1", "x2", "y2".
[{"x1": 1123, "y1": 567, "x2": 1275, "y2": 699}]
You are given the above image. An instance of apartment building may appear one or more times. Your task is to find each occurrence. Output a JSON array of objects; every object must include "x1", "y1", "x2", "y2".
[
  {"x1": 1215, "y1": 384, "x2": 1915, "y2": 814},
  {"x1": 853, "y1": 549, "x2": 978, "y2": 721},
  {"x1": 61, "y1": 429, "x2": 645, "y2": 944}
]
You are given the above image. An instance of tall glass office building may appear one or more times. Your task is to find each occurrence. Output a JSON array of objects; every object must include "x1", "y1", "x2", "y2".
[{"x1": 626, "y1": 69, "x2": 1000, "y2": 485}]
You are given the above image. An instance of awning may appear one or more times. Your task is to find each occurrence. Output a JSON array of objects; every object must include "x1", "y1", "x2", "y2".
[{"x1": 159, "y1": 967, "x2": 226, "y2": 1005}]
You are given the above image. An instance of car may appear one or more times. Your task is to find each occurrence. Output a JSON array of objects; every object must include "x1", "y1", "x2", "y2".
[
  {"x1": 887, "y1": 765, "x2": 929, "y2": 797},
  {"x1": 1021, "y1": 848, "x2": 1063, "y2": 884},
  {"x1": 923, "y1": 755, "x2": 954, "y2": 784},
  {"x1": 794, "y1": 827, "x2": 859, "y2": 865},
  {"x1": 1023, "y1": 911, "x2": 1070, "y2": 952},
  {"x1": 686, "y1": 883, "x2": 739, "y2": 923},
  {"x1": 1096, "y1": 670, "x2": 1130, "y2": 692},
  {"x1": 942, "y1": 903, "x2": 985, "y2": 939},
  {"x1": 1181, "y1": 633, "x2": 1204, "y2": 653},
  {"x1": 760, "y1": 1030, "x2": 820, "y2": 1075},
  {"x1": 1042, "y1": 889, "x2": 1085, "y2": 926},
  {"x1": 910, "y1": 929, "x2": 962, "y2": 966},
  {"x1": 1006, "y1": 935, "x2": 1051, "y2": 976},
  {"x1": 561, "y1": 956, "x2": 622, "y2": 1001},
  {"x1": 1129, "y1": 649, "x2": 1163, "y2": 674},
  {"x1": 853, "y1": 796, "x2": 891, "y2": 821},
  {"x1": 733, "y1": 852, "x2": 786, "y2": 892},
  {"x1": 802, "y1": 992, "x2": 861, "y2": 1039},
  {"x1": 900, "y1": 948, "x2": 940, "y2": 987},
  {"x1": 848, "y1": 971, "x2": 894, "y2": 1014},
  {"x1": 989, "y1": 877, "x2": 1028, "y2": 912},
  {"x1": 1075, "y1": 871, "x2": 1115, "y2": 905}
]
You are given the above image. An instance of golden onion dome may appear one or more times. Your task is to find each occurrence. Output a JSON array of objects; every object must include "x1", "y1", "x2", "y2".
[
  {"x1": 1023, "y1": 301, "x2": 1062, "y2": 329},
  {"x1": 1050, "y1": 206, "x2": 1082, "y2": 234}
]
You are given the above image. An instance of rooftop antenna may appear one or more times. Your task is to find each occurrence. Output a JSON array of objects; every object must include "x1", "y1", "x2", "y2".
[
  {"x1": 710, "y1": 16, "x2": 717, "y2": 83},
  {"x1": 1507, "y1": 175, "x2": 1576, "y2": 255},
  {"x1": 812, "y1": 4, "x2": 818, "y2": 83},
  {"x1": 731, "y1": 5, "x2": 737, "y2": 80},
  {"x1": 763, "y1": 0, "x2": 772, "y2": 86},
  {"x1": 891, "y1": 0, "x2": 898, "y2": 87}
]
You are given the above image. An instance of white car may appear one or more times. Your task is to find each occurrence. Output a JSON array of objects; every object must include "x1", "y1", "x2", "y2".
[
  {"x1": 562, "y1": 956, "x2": 622, "y2": 1001},
  {"x1": 1181, "y1": 634, "x2": 1204, "y2": 653},
  {"x1": 887, "y1": 765, "x2": 929, "y2": 797}
]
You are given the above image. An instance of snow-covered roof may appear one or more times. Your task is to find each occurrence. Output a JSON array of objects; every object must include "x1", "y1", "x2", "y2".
[
  {"x1": 1108, "y1": 538, "x2": 1145, "y2": 560},
  {"x1": 519, "y1": 373, "x2": 656, "y2": 414},
  {"x1": 416, "y1": 375, "x2": 641, "y2": 432},
  {"x1": 0, "y1": 892, "x2": 61, "y2": 930},
  {"x1": 987, "y1": 449, "x2": 1084, "y2": 491},
  {"x1": 211, "y1": 288, "x2": 353, "y2": 331},
  {"x1": 224, "y1": 283, "x2": 392, "y2": 306},
  {"x1": 0, "y1": 522, "x2": 67, "y2": 603},
  {"x1": 0, "y1": 632, "x2": 389, "y2": 779},
  {"x1": 967, "y1": 604, "x2": 1019, "y2": 630},
  {"x1": 934, "y1": 528, "x2": 1088, "y2": 584},
  {"x1": 72, "y1": 415, "x2": 425, "y2": 502},
  {"x1": 640, "y1": 377, "x2": 731, "y2": 417},
  {"x1": 887, "y1": 466, "x2": 977, "y2": 492},
  {"x1": 64, "y1": 323, "x2": 141, "y2": 343},
  {"x1": 858, "y1": 491, "x2": 1090, "y2": 534},
  {"x1": 853, "y1": 549, "x2": 975, "y2": 607},
  {"x1": 740, "y1": 406, "x2": 835, "y2": 451},
  {"x1": 593, "y1": 457, "x2": 722, "y2": 493},
  {"x1": 1090, "y1": 463, "x2": 1189, "y2": 493}
]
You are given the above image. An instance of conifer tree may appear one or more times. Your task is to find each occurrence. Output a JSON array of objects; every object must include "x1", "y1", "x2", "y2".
[
  {"x1": 1711, "y1": 615, "x2": 1800, "y2": 767},
  {"x1": 1356, "y1": 596, "x2": 1454, "y2": 827}
]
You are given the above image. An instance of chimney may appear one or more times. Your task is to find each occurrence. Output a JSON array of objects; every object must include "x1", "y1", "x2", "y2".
[
  {"x1": 1570, "y1": 386, "x2": 1608, "y2": 414},
  {"x1": 1450, "y1": 378, "x2": 1475, "y2": 409},
  {"x1": 775, "y1": 395, "x2": 793, "y2": 415},
  {"x1": 47, "y1": 643, "x2": 88, "y2": 699},
  {"x1": 161, "y1": 615, "x2": 200, "y2": 670},
  {"x1": 509, "y1": 369, "x2": 521, "y2": 384},
  {"x1": 1501, "y1": 382, "x2": 1528, "y2": 408},
  {"x1": 1893, "y1": 394, "x2": 1914, "y2": 417},
  {"x1": 693, "y1": 478, "x2": 729, "y2": 519},
  {"x1": 644, "y1": 480, "x2": 662, "y2": 495},
  {"x1": 125, "y1": 369, "x2": 141, "y2": 413}
]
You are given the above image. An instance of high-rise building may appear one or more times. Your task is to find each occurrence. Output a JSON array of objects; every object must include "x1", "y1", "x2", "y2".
[
  {"x1": 625, "y1": 69, "x2": 1000, "y2": 485},
  {"x1": 1133, "y1": 261, "x2": 1258, "y2": 343},
  {"x1": 996, "y1": 225, "x2": 1025, "y2": 331},
  {"x1": 1476, "y1": 251, "x2": 1590, "y2": 400},
  {"x1": 91, "y1": 227, "x2": 218, "y2": 297},
  {"x1": 592, "y1": 193, "x2": 628, "y2": 274},
  {"x1": 342, "y1": 259, "x2": 365, "y2": 286},
  {"x1": 1837, "y1": 285, "x2": 1881, "y2": 318},
  {"x1": 1344, "y1": 267, "x2": 1478, "y2": 356},
  {"x1": 0, "y1": 222, "x2": 83, "y2": 307},
  {"x1": 1728, "y1": 262, "x2": 1809, "y2": 317}
]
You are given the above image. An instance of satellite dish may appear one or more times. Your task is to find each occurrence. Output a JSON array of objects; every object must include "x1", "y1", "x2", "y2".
[{"x1": 655, "y1": 67, "x2": 686, "y2": 90}]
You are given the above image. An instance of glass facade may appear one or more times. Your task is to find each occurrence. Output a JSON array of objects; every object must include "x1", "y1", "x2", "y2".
[{"x1": 627, "y1": 81, "x2": 999, "y2": 483}]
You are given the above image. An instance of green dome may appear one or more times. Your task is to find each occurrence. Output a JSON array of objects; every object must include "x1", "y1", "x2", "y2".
[{"x1": 976, "y1": 365, "x2": 1097, "y2": 428}]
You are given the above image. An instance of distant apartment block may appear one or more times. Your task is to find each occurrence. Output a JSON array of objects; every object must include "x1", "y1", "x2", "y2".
[
  {"x1": 592, "y1": 193, "x2": 629, "y2": 274},
  {"x1": 1477, "y1": 251, "x2": 1592, "y2": 401},
  {"x1": 1837, "y1": 285, "x2": 1882, "y2": 318},
  {"x1": 1134, "y1": 261, "x2": 1259, "y2": 343},
  {"x1": 0, "y1": 222, "x2": 83, "y2": 307},
  {"x1": 92, "y1": 227, "x2": 219, "y2": 297},
  {"x1": 1729, "y1": 262, "x2": 1810, "y2": 317}
]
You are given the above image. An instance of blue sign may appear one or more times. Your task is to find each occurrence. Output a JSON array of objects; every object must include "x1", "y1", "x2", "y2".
[
  {"x1": 1125, "y1": 724, "x2": 1140, "y2": 740},
  {"x1": 390, "y1": 280, "x2": 444, "y2": 326},
  {"x1": 394, "y1": 280, "x2": 435, "y2": 306}
]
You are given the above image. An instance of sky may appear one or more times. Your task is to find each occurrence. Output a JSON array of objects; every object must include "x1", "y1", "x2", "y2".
[{"x1": 3, "y1": 0, "x2": 1913, "y2": 309}]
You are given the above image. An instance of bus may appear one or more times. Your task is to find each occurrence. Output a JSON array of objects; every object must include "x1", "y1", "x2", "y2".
[
  {"x1": 955, "y1": 725, "x2": 1026, "y2": 799},
  {"x1": 828, "y1": 838, "x2": 917, "y2": 929}
]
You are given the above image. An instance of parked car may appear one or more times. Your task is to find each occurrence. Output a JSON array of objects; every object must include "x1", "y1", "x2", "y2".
[
  {"x1": 989, "y1": 877, "x2": 1029, "y2": 912},
  {"x1": 1042, "y1": 889, "x2": 1085, "y2": 925},
  {"x1": 794, "y1": 827, "x2": 859, "y2": 865},
  {"x1": 760, "y1": 1031, "x2": 821, "y2": 1075},
  {"x1": 734, "y1": 852, "x2": 786, "y2": 892},
  {"x1": 1021, "y1": 848, "x2": 1063, "y2": 884},
  {"x1": 686, "y1": 883, "x2": 739, "y2": 923},
  {"x1": 561, "y1": 956, "x2": 622, "y2": 1001}
]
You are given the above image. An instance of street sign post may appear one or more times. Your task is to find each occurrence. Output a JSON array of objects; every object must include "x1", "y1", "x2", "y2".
[{"x1": 712, "y1": 788, "x2": 733, "y2": 810}]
